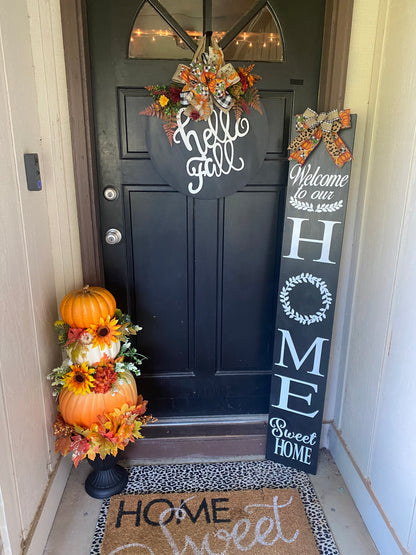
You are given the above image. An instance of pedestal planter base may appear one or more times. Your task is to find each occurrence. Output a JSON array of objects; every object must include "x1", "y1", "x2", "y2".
[{"x1": 85, "y1": 454, "x2": 128, "y2": 499}]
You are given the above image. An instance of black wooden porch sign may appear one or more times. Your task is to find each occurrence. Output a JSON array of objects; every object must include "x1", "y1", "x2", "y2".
[{"x1": 266, "y1": 114, "x2": 356, "y2": 474}]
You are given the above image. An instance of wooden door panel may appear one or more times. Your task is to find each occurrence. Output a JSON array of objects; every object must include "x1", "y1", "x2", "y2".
[
  {"x1": 127, "y1": 189, "x2": 191, "y2": 372},
  {"x1": 221, "y1": 188, "x2": 283, "y2": 371},
  {"x1": 118, "y1": 89, "x2": 150, "y2": 157}
]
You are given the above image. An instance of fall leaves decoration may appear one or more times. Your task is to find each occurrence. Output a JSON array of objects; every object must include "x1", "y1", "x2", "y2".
[
  {"x1": 140, "y1": 35, "x2": 262, "y2": 145},
  {"x1": 140, "y1": 84, "x2": 183, "y2": 145},
  {"x1": 49, "y1": 285, "x2": 154, "y2": 467},
  {"x1": 53, "y1": 400, "x2": 152, "y2": 467},
  {"x1": 228, "y1": 65, "x2": 262, "y2": 122}
]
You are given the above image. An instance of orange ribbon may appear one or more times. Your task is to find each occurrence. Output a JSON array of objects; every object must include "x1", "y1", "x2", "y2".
[
  {"x1": 288, "y1": 108, "x2": 353, "y2": 168},
  {"x1": 172, "y1": 37, "x2": 239, "y2": 120}
]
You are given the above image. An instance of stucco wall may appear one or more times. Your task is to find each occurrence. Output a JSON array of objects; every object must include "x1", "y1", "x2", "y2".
[
  {"x1": 329, "y1": 0, "x2": 416, "y2": 552},
  {"x1": 0, "y1": 0, "x2": 82, "y2": 552}
]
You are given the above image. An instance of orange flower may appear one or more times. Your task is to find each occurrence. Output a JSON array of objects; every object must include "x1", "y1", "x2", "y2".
[
  {"x1": 159, "y1": 94, "x2": 169, "y2": 107},
  {"x1": 87, "y1": 316, "x2": 121, "y2": 349},
  {"x1": 93, "y1": 355, "x2": 118, "y2": 394}
]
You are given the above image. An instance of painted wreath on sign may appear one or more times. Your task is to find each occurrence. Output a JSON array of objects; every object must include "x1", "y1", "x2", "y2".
[
  {"x1": 280, "y1": 273, "x2": 332, "y2": 326},
  {"x1": 289, "y1": 197, "x2": 344, "y2": 213}
]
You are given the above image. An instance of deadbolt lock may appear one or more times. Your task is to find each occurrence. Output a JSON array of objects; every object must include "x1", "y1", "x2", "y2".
[{"x1": 103, "y1": 187, "x2": 119, "y2": 201}]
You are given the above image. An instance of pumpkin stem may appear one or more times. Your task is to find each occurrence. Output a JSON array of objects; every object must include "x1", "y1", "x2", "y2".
[{"x1": 82, "y1": 285, "x2": 90, "y2": 294}]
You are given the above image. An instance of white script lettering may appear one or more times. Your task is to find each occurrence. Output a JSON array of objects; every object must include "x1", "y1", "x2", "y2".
[
  {"x1": 269, "y1": 417, "x2": 317, "y2": 446},
  {"x1": 158, "y1": 495, "x2": 299, "y2": 554},
  {"x1": 289, "y1": 163, "x2": 349, "y2": 195},
  {"x1": 269, "y1": 417, "x2": 317, "y2": 465},
  {"x1": 173, "y1": 108, "x2": 250, "y2": 195}
]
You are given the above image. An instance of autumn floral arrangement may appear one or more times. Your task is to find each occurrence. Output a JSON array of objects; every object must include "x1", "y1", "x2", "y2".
[
  {"x1": 48, "y1": 285, "x2": 154, "y2": 467},
  {"x1": 140, "y1": 35, "x2": 262, "y2": 144}
]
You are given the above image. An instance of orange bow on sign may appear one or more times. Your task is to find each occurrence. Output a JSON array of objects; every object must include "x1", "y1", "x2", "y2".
[{"x1": 288, "y1": 108, "x2": 353, "y2": 168}]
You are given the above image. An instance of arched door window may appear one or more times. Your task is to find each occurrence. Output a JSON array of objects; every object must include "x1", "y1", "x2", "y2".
[{"x1": 128, "y1": 0, "x2": 284, "y2": 61}]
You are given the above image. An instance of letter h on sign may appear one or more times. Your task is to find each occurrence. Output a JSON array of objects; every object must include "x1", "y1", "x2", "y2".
[
  {"x1": 266, "y1": 114, "x2": 356, "y2": 474},
  {"x1": 284, "y1": 218, "x2": 342, "y2": 264}
]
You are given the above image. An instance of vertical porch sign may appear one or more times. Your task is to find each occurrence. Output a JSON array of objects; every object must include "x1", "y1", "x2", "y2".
[{"x1": 266, "y1": 109, "x2": 356, "y2": 474}]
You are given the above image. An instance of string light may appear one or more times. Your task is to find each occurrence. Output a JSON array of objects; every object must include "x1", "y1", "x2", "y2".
[{"x1": 129, "y1": 27, "x2": 283, "y2": 56}]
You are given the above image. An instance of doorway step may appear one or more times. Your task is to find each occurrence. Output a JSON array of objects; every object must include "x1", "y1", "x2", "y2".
[{"x1": 126, "y1": 415, "x2": 268, "y2": 461}]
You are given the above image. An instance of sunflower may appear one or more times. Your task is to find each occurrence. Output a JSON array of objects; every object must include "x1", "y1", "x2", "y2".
[
  {"x1": 87, "y1": 315, "x2": 121, "y2": 349},
  {"x1": 63, "y1": 362, "x2": 95, "y2": 395}
]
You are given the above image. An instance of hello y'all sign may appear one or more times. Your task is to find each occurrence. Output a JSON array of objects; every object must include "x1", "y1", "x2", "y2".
[{"x1": 266, "y1": 113, "x2": 356, "y2": 474}]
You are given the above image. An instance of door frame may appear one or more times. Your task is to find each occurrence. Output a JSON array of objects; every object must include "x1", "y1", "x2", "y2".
[{"x1": 59, "y1": 0, "x2": 354, "y2": 453}]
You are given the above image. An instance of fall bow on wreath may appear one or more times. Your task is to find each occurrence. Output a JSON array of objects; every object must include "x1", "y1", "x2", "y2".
[{"x1": 140, "y1": 35, "x2": 262, "y2": 144}]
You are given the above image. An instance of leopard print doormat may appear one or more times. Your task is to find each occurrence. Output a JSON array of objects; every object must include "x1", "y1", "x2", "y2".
[{"x1": 90, "y1": 460, "x2": 339, "y2": 555}]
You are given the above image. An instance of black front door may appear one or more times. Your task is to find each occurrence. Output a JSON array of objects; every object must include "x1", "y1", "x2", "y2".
[{"x1": 86, "y1": 0, "x2": 325, "y2": 417}]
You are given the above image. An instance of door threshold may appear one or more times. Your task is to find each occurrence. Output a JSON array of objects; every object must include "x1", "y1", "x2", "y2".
[{"x1": 125, "y1": 415, "x2": 268, "y2": 462}]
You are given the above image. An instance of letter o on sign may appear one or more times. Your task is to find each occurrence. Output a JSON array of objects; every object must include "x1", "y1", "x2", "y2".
[{"x1": 145, "y1": 106, "x2": 268, "y2": 199}]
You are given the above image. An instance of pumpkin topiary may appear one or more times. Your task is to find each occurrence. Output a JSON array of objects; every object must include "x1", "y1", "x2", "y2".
[
  {"x1": 59, "y1": 370, "x2": 138, "y2": 428},
  {"x1": 50, "y1": 290, "x2": 152, "y2": 471},
  {"x1": 60, "y1": 285, "x2": 116, "y2": 329}
]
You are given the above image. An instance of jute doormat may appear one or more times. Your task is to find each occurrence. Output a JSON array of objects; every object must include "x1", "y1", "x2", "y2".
[
  {"x1": 101, "y1": 488, "x2": 318, "y2": 554},
  {"x1": 90, "y1": 460, "x2": 338, "y2": 555}
]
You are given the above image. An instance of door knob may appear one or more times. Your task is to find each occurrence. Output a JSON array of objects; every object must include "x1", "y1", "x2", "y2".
[{"x1": 105, "y1": 228, "x2": 122, "y2": 244}]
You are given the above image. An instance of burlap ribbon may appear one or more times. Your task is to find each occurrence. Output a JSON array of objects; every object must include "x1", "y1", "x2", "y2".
[
  {"x1": 288, "y1": 108, "x2": 352, "y2": 168},
  {"x1": 172, "y1": 36, "x2": 240, "y2": 120}
]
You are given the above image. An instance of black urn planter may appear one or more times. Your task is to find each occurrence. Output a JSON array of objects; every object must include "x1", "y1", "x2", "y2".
[{"x1": 85, "y1": 453, "x2": 128, "y2": 499}]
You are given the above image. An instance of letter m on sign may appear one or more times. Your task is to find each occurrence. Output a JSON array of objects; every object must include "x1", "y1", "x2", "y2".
[{"x1": 275, "y1": 329, "x2": 329, "y2": 377}]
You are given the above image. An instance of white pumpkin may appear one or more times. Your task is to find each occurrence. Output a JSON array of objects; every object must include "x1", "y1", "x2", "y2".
[{"x1": 67, "y1": 339, "x2": 121, "y2": 365}]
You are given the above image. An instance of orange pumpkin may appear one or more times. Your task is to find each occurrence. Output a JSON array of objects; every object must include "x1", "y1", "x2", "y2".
[
  {"x1": 59, "y1": 371, "x2": 138, "y2": 427},
  {"x1": 60, "y1": 285, "x2": 116, "y2": 329}
]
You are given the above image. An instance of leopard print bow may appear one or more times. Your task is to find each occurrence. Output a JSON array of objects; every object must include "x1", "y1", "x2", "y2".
[{"x1": 288, "y1": 108, "x2": 353, "y2": 168}]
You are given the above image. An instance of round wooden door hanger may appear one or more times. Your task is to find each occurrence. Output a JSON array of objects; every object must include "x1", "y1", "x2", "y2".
[{"x1": 146, "y1": 105, "x2": 268, "y2": 200}]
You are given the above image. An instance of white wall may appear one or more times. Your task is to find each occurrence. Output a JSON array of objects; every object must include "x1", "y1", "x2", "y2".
[
  {"x1": 328, "y1": 0, "x2": 416, "y2": 552},
  {"x1": 0, "y1": 0, "x2": 82, "y2": 552}
]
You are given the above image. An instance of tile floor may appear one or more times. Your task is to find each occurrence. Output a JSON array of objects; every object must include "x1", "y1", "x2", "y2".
[{"x1": 44, "y1": 449, "x2": 378, "y2": 554}]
